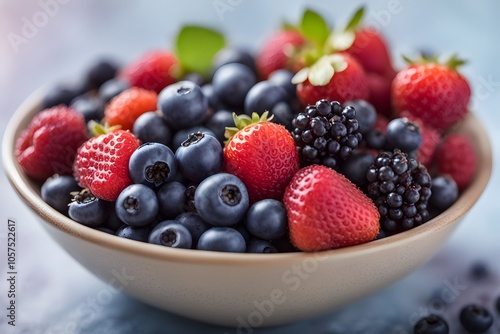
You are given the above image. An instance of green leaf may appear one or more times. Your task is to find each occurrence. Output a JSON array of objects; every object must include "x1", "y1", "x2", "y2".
[
  {"x1": 300, "y1": 9, "x2": 330, "y2": 46},
  {"x1": 175, "y1": 25, "x2": 226, "y2": 76},
  {"x1": 447, "y1": 53, "x2": 467, "y2": 70},
  {"x1": 345, "y1": 6, "x2": 365, "y2": 31}
]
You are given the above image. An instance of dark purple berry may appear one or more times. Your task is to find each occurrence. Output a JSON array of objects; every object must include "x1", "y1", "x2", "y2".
[
  {"x1": 386, "y1": 118, "x2": 422, "y2": 153},
  {"x1": 148, "y1": 221, "x2": 192, "y2": 249},
  {"x1": 459, "y1": 304, "x2": 493, "y2": 333},
  {"x1": 413, "y1": 314, "x2": 449, "y2": 334},
  {"x1": 133, "y1": 112, "x2": 172, "y2": 147}
]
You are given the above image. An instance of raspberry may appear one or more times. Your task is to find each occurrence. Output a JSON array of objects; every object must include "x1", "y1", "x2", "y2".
[
  {"x1": 436, "y1": 134, "x2": 477, "y2": 190},
  {"x1": 15, "y1": 106, "x2": 87, "y2": 180},
  {"x1": 104, "y1": 87, "x2": 157, "y2": 131},
  {"x1": 366, "y1": 150, "x2": 432, "y2": 235},
  {"x1": 119, "y1": 50, "x2": 177, "y2": 94},
  {"x1": 291, "y1": 99, "x2": 362, "y2": 169}
]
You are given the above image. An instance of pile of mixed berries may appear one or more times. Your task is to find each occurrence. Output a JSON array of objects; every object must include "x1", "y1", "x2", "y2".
[{"x1": 15, "y1": 7, "x2": 477, "y2": 253}]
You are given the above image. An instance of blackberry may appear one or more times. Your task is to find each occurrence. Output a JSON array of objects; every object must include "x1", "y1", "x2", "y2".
[
  {"x1": 292, "y1": 99, "x2": 362, "y2": 169},
  {"x1": 366, "y1": 150, "x2": 432, "y2": 235}
]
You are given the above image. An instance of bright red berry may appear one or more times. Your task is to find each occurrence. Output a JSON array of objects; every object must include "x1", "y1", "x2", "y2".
[
  {"x1": 367, "y1": 72, "x2": 392, "y2": 116},
  {"x1": 256, "y1": 30, "x2": 305, "y2": 80},
  {"x1": 436, "y1": 134, "x2": 477, "y2": 190},
  {"x1": 104, "y1": 87, "x2": 157, "y2": 131},
  {"x1": 224, "y1": 112, "x2": 299, "y2": 203},
  {"x1": 74, "y1": 130, "x2": 140, "y2": 201},
  {"x1": 119, "y1": 50, "x2": 178, "y2": 94},
  {"x1": 295, "y1": 52, "x2": 368, "y2": 106},
  {"x1": 284, "y1": 165, "x2": 380, "y2": 251},
  {"x1": 392, "y1": 55, "x2": 471, "y2": 131},
  {"x1": 346, "y1": 28, "x2": 396, "y2": 80},
  {"x1": 15, "y1": 106, "x2": 87, "y2": 181}
]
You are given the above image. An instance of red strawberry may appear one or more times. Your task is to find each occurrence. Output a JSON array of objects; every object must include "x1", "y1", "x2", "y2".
[
  {"x1": 392, "y1": 55, "x2": 471, "y2": 131},
  {"x1": 346, "y1": 28, "x2": 396, "y2": 79},
  {"x1": 15, "y1": 106, "x2": 87, "y2": 180},
  {"x1": 295, "y1": 52, "x2": 368, "y2": 106},
  {"x1": 74, "y1": 130, "x2": 140, "y2": 201},
  {"x1": 400, "y1": 111, "x2": 440, "y2": 167},
  {"x1": 327, "y1": 7, "x2": 395, "y2": 80},
  {"x1": 284, "y1": 165, "x2": 379, "y2": 251},
  {"x1": 119, "y1": 50, "x2": 178, "y2": 94},
  {"x1": 256, "y1": 30, "x2": 305, "y2": 80},
  {"x1": 104, "y1": 87, "x2": 158, "y2": 131},
  {"x1": 224, "y1": 112, "x2": 299, "y2": 203},
  {"x1": 436, "y1": 134, "x2": 477, "y2": 190},
  {"x1": 367, "y1": 72, "x2": 393, "y2": 117}
]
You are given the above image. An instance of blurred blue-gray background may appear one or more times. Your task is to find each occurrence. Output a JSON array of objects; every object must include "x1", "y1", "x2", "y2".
[{"x1": 0, "y1": 0, "x2": 499, "y2": 333}]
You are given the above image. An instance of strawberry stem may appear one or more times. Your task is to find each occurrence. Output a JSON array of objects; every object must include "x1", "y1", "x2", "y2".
[
  {"x1": 345, "y1": 6, "x2": 365, "y2": 32},
  {"x1": 224, "y1": 112, "x2": 273, "y2": 144}
]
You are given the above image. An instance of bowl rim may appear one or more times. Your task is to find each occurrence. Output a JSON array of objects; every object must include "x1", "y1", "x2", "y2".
[{"x1": 2, "y1": 87, "x2": 493, "y2": 266}]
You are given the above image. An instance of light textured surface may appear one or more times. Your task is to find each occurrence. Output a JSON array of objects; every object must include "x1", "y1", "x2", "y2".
[{"x1": 0, "y1": 0, "x2": 499, "y2": 333}]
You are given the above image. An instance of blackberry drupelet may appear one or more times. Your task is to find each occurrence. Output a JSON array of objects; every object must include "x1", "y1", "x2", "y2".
[
  {"x1": 291, "y1": 99, "x2": 362, "y2": 169},
  {"x1": 366, "y1": 150, "x2": 432, "y2": 235}
]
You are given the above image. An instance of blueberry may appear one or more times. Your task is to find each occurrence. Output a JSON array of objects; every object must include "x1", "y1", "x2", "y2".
[
  {"x1": 148, "y1": 221, "x2": 192, "y2": 249},
  {"x1": 172, "y1": 126, "x2": 215, "y2": 150},
  {"x1": 344, "y1": 99, "x2": 376, "y2": 134},
  {"x1": 201, "y1": 84, "x2": 226, "y2": 111},
  {"x1": 102, "y1": 209, "x2": 125, "y2": 232},
  {"x1": 213, "y1": 48, "x2": 256, "y2": 74},
  {"x1": 129, "y1": 143, "x2": 177, "y2": 188},
  {"x1": 70, "y1": 94, "x2": 105, "y2": 123},
  {"x1": 413, "y1": 314, "x2": 449, "y2": 334},
  {"x1": 245, "y1": 199, "x2": 287, "y2": 240},
  {"x1": 95, "y1": 227, "x2": 115, "y2": 235},
  {"x1": 43, "y1": 83, "x2": 86, "y2": 108},
  {"x1": 244, "y1": 81, "x2": 289, "y2": 115},
  {"x1": 338, "y1": 151, "x2": 375, "y2": 187},
  {"x1": 197, "y1": 227, "x2": 246, "y2": 253},
  {"x1": 365, "y1": 129, "x2": 386, "y2": 150},
  {"x1": 132, "y1": 112, "x2": 172, "y2": 146},
  {"x1": 176, "y1": 212, "x2": 210, "y2": 246},
  {"x1": 204, "y1": 109, "x2": 234, "y2": 143},
  {"x1": 212, "y1": 63, "x2": 256, "y2": 108},
  {"x1": 247, "y1": 239, "x2": 278, "y2": 253},
  {"x1": 158, "y1": 81, "x2": 208, "y2": 130},
  {"x1": 41, "y1": 175, "x2": 81, "y2": 215},
  {"x1": 459, "y1": 304, "x2": 493, "y2": 333},
  {"x1": 429, "y1": 176, "x2": 458, "y2": 211},
  {"x1": 194, "y1": 173, "x2": 249, "y2": 227},
  {"x1": 268, "y1": 70, "x2": 296, "y2": 99},
  {"x1": 469, "y1": 261, "x2": 489, "y2": 280},
  {"x1": 68, "y1": 189, "x2": 109, "y2": 227},
  {"x1": 98, "y1": 78, "x2": 130, "y2": 103},
  {"x1": 85, "y1": 58, "x2": 118, "y2": 90},
  {"x1": 386, "y1": 118, "x2": 422, "y2": 153},
  {"x1": 271, "y1": 102, "x2": 294, "y2": 130},
  {"x1": 116, "y1": 224, "x2": 151, "y2": 242},
  {"x1": 157, "y1": 181, "x2": 186, "y2": 219},
  {"x1": 175, "y1": 132, "x2": 223, "y2": 183},
  {"x1": 115, "y1": 184, "x2": 159, "y2": 227}
]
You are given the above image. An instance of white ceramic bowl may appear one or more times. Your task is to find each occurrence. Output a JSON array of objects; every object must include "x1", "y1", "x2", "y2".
[{"x1": 2, "y1": 89, "x2": 492, "y2": 327}]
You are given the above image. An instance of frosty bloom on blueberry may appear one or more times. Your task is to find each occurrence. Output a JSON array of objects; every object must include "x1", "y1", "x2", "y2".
[{"x1": 17, "y1": 6, "x2": 479, "y2": 254}]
